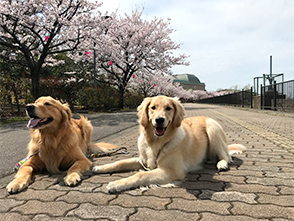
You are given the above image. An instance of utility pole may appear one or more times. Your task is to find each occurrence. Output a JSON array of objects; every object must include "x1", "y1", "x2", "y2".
[
  {"x1": 93, "y1": 42, "x2": 97, "y2": 112},
  {"x1": 269, "y1": 55, "x2": 273, "y2": 85}
]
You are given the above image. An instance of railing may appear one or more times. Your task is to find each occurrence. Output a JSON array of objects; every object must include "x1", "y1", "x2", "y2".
[
  {"x1": 197, "y1": 88, "x2": 253, "y2": 108},
  {"x1": 197, "y1": 79, "x2": 294, "y2": 112},
  {"x1": 261, "y1": 80, "x2": 294, "y2": 111}
]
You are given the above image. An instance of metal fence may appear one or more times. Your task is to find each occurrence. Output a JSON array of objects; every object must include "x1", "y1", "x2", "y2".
[
  {"x1": 197, "y1": 88, "x2": 253, "y2": 108},
  {"x1": 261, "y1": 80, "x2": 294, "y2": 111},
  {"x1": 197, "y1": 79, "x2": 294, "y2": 112}
]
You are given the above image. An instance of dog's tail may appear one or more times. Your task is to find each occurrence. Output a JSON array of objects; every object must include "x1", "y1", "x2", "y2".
[
  {"x1": 88, "y1": 142, "x2": 119, "y2": 153},
  {"x1": 228, "y1": 144, "x2": 246, "y2": 156}
]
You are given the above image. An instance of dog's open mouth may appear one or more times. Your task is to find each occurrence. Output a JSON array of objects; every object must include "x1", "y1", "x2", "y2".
[
  {"x1": 154, "y1": 126, "x2": 167, "y2": 136},
  {"x1": 27, "y1": 117, "x2": 53, "y2": 129}
]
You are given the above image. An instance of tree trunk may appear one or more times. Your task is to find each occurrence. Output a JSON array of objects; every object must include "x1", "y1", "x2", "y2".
[
  {"x1": 118, "y1": 85, "x2": 125, "y2": 109},
  {"x1": 12, "y1": 84, "x2": 20, "y2": 115},
  {"x1": 31, "y1": 69, "x2": 41, "y2": 100}
]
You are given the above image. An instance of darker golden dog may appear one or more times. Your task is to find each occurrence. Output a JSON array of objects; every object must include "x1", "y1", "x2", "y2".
[
  {"x1": 93, "y1": 96, "x2": 246, "y2": 193},
  {"x1": 7, "y1": 96, "x2": 117, "y2": 193}
]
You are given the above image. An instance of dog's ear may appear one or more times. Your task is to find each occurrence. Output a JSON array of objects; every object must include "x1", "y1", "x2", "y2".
[
  {"x1": 137, "y1": 97, "x2": 152, "y2": 127},
  {"x1": 61, "y1": 103, "x2": 72, "y2": 126},
  {"x1": 172, "y1": 97, "x2": 185, "y2": 128}
]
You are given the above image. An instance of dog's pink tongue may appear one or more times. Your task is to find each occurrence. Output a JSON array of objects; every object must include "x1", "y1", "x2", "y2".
[
  {"x1": 27, "y1": 118, "x2": 41, "y2": 128},
  {"x1": 155, "y1": 127, "x2": 165, "y2": 136}
]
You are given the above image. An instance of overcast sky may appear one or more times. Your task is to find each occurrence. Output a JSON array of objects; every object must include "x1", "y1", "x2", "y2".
[{"x1": 98, "y1": 0, "x2": 294, "y2": 91}]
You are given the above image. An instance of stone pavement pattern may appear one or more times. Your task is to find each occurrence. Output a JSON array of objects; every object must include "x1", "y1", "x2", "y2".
[{"x1": 0, "y1": 103, "x2": 294, "y2": 220}]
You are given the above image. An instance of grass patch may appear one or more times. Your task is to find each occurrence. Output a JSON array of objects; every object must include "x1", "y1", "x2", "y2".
[{"x1": 0, "y1": 116, "x2": 29, "y2": 124}]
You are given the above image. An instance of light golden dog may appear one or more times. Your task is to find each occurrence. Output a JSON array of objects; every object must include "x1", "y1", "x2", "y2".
[
  {"x1": 7, "y1": 96, "x2": 118, "y2": 193},
  {"x1": 93, "y1": 95, "x2": 246, "y2": 193}
]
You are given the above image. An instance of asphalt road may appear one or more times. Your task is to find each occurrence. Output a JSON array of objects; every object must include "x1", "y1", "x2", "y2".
[{"x1": 0, "y1": 112, "x2": 138, "y2": 178}]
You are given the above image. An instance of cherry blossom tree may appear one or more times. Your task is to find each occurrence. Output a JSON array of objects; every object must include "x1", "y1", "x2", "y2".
[
  {"x1": 79, "y1": 9, "x2": 189, "y2": 108},
  {"x1": 128, "y1": 72, "x2": 194, "y2": 99},
  {"x1": 0, "y1": 0, "x2": 102, "y2": 99}
]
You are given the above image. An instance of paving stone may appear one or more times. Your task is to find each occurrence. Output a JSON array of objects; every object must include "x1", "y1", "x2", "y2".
[
  {"x1": 167, "y1": 198, "x2": 231, "y2": 214},
  {"x1": 57, "y1": 190, "x2": 116, "y2": 205},
  {"x1": 11, "y1": 200, "x2": 78, "y2": 216},
  {"x1": 211, "y1": 191, "x2": 257, "y2": 204},
  {"x1": 129, "y1": 208, "x2": 200, "y2": 221},
  {"x1": 0, "y1": 212, "x2": 32, "y2": 221},
  {"x1": 247, "y1": 177, "x2": 294, "y2": 187},
  {"x1": 199, "y1": 174, "x2": 246, "y2": 184},
  {"x1": 264, "y1": 172, "x2": 294, "y2": 179},
  {"x1": 219, "y1": 169, "x2": 264, "y2": 177},
  {"x1": 0, "y1": 198, "x2": 25, "y2": 212},
  {"x1": 32, "y1": 214, "x2": 90, "y2": 221},
  {"x1": 180, "y1": 180, "x2": 225, "y2": 191},
  {"x1": 29, "y1": 179, "x2": 55, "y2": 190},
  {"x1": 225, "y1": 183, "x2": 279, "y2": 195},
  {"x1": 109, "y1": 194, "x2": 171, "y2": 210},
  {"x1": 198, "y1": 190, "x2": 217, "y2": 200},
  {"x1": 272, "y1": 219, "x2": 293, "y2": 221},
  {"x1": 48, "y1": 180, "x2": 98, "y2": 192},
  {"x1": 200, "y1": 212, "x2": 269, "y2": 221},
  {"x1": 67, "y1": 203, "x2": 135, "y2": 220},
  {"x1": 8, "y1": 189, "x2": 67, "y2": 201},
  {"x1": 0, "y1": 187, "x2": 9, "y2": 198},
  {"x1": 85, "y1": 174, "x2": 124, "y2": 184},
  {"x1": 279, "y1": 186, "x2": 294, "y2": 195},
  {"x1": 144, "y1": 186, "x2": 199, "y2": 199},
  {"x1": 231, "y1": 202, "x2": 294, "y2": 219},
  {"x1": 238, "y1": 165, "x2": 280, "y2": 171},
  {"x1": 257, "y1": 193, "x2": 294, "y2": 206}
]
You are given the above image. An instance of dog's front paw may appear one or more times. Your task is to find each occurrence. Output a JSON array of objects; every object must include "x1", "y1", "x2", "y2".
[
  {"x1": 92, "y1": 165, "x2": 110, "y2": 174},
  {"x1": 6, "y1": 179, "x2": 29, "y2": 193},
  {"x1": 64, "y1": 172, "x2": 81, "y2": 186},
  {"x1": 217, "y1": 160, "x2": 229, "y2": 171},
  {"x1": 106, "y1": 179, "x2": 133, "y2": 194},
  {"x1": 92, "y1": 165, "x2": 103, "y2": 173}
]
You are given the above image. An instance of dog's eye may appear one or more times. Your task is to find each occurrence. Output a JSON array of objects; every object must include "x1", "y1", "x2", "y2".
[
  {"x1": 44, "y1": 102, "x2": 51, "y2": 106},
  {"x1": 151, "y1": 106, "x2": 156, "y2": 110},
  {"x1": 166, "y1": 106, "x2": 171, "y2": 111}
]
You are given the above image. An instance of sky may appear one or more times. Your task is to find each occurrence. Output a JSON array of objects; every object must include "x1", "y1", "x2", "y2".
[{"x1": 97, "y1": 0, "x2": 294, "y2": 91}]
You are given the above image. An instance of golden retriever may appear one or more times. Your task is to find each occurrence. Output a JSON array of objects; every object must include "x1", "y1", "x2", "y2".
[
  {"x1": 7, "y1": 96, "x2": 118, "y2": 193},
  {"x1": 93, "y1": 95, "x2": 246, "y2": 193}
]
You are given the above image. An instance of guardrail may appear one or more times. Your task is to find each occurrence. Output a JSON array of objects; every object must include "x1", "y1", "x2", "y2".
[
  {"x1": 197, "y1": 79, "x2": 294, "y2": 111},
  {"x1": 261, "y1": 80, "x2": 294, "y2": 111},
  {"x1": 197, "y1": 88, "x2": 253, "y2": 108}
]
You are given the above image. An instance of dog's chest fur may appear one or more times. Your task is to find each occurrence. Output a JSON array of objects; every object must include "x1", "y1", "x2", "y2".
[
  {"x1": 32, "y1": 130, "x2": 79, "y2": 173},
  {"x1": 138, "y1": 127, "x2": 185, "y2": 169}
]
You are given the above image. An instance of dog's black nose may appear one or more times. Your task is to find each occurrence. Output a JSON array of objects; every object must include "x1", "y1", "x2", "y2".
[
  {"x1": 26, "y1": 104, "x2": 35, "y2": 111},
  {"x1": 155, "y1": 117, "x2": 165, "y2": 125}
]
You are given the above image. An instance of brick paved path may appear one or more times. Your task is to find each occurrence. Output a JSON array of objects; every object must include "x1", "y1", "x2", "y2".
[{"x1": 1, "y1": 104, "x2": 293, "y2": 220}]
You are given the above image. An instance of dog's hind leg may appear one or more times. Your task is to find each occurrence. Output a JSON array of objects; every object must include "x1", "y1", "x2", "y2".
[
  {"x1": 88, "y1": 142, "x2": 119, "y2": 153},
  {"x1": 206, "y1": 118, "x2": 231, "y2": 171}
]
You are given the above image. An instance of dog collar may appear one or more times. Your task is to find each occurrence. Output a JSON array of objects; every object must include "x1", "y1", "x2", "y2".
[{"x1": 138, "y1": 158, "x2": 152, "y2": 171}]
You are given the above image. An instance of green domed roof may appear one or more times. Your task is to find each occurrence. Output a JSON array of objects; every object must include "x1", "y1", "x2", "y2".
[{"x1": 173, "y1": 74, "x2": 205, "y2": 85}]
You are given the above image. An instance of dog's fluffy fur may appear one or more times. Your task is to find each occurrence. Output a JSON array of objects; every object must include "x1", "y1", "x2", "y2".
[
  {"x1": 93, "y1": 95, "x2": 246, "y2": 193},
  {"x1": 7, "y1": 96, "x2": 118, "y2": 193}
]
